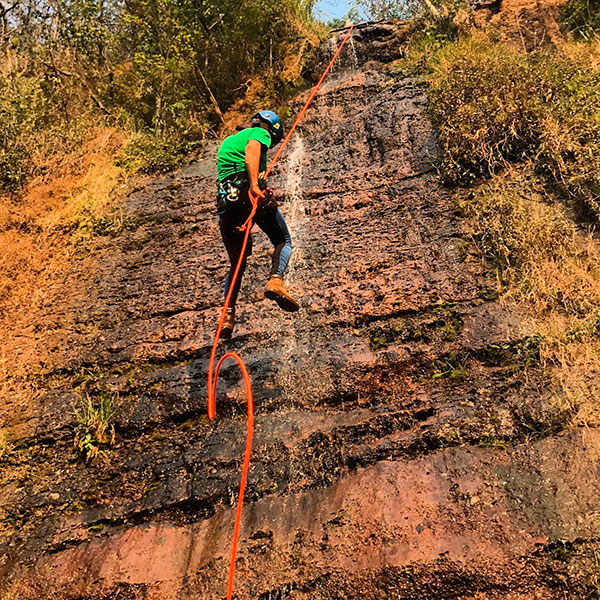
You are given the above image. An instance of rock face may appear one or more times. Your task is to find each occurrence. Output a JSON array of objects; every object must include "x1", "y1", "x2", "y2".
[{"x1": 1, "y1": 23, "x2": 599, "y2": 600}]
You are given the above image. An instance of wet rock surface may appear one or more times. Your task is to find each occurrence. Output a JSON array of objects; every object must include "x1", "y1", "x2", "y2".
[{"x1": 1, "y1": 23, "x2": 599, "y2": 600}]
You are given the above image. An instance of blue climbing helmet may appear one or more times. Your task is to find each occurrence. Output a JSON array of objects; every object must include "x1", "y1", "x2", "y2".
[{"x1": 252, "y1": 110, "x2": 284, "y2": 147}]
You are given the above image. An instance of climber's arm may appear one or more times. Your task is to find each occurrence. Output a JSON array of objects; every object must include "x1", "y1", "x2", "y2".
[{"x1": 244, "y1": 139, "x2": 265, "y2": 201}]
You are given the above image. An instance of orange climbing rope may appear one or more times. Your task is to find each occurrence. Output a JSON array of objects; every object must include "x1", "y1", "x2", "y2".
[{"x1": 207, "y1": 24, "x2": 355, "y2": 599}]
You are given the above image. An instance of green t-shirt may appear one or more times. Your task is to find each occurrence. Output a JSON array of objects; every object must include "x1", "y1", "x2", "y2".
[{"x1": 217, "y1": 127, "x2": 271, "y2": 182}]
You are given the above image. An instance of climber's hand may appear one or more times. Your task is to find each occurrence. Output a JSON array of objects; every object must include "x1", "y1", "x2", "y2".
[{"x1": 249, "y1": 184, "x2": 265, "y2": 203}]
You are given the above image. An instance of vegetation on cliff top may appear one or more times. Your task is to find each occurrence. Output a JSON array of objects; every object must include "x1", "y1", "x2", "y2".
[
  {"x1": 0, "y1": 0, "x2": 468, "y2": 196},
  {"x1": 0, "y1": 0, "x2": 320, "y2": 193}
]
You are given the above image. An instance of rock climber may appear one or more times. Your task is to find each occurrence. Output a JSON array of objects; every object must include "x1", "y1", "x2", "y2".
[{"x1": 216, "y1": 110, "x2": 299, "y2": 339}]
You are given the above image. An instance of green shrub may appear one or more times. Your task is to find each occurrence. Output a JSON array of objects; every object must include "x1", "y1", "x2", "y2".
[
  {"x1": 0, "y1": 107, "x2": 29, "y2": 193},
  {"x1": 397, "y1": 0, "x2": 474, "y2": 77},
  {"x1": 0, "y1": 76, "x2": 42, "y2": 193},
  {"x1": 560, "y1": 0, "x2": 600, "y2": 40},
  {"x1": 0, "y1": 71, "x2": 95, "y2": 194},
  {"x1": 422, "y1": 37, "x2": 600, "y2": 222}
]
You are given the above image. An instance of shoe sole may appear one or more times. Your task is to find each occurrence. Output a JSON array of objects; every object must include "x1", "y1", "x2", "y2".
[{"x1": 265, "y1": 289, "x2": 300, "y2": 312}]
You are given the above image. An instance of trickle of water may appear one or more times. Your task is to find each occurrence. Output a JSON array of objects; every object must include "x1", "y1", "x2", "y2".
[
  {"x1": 275, "y1": 135, "x2": 308, "y2": 392},
  {"x1": 349, "y1": 33, "x2": 359, "y2": 70},
  {"x1": 330, "y1": 30, "x2": 358, "y2": 74},
  {"x1": 328, "y1": 36, "x2": 340, "y2": 74},
  {"x1": 282, "y1": 135, "x2": 307, "y2": 284}
]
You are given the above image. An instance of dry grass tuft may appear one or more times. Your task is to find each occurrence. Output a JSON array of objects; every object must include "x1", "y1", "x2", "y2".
[{"x1": 74, "y1": 392, "x2": 116, "y2": 463}]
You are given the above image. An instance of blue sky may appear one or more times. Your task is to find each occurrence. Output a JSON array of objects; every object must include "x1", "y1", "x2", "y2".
[{"x1": 314, "y1": 0, "x2": 353, "y2": 21}]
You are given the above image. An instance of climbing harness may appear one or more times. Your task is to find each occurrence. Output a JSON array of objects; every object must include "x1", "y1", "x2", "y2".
[
  {"x1": 216, "y1": 173, "x2": 269, "y2": 216},
  {"x1": 207, "y1": 24, "x2": 355, "y2": 599},
  {"x1": 216, "y1": 177, "x2": 247, "y2": 215}
]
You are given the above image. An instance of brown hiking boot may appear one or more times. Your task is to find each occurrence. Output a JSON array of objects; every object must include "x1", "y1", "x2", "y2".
[
  {"x1": 221, "y1": 307, "x2": 235, "y2": 340},
  {"x1": 264, "y1": 275, "x2": 300, "y2": 312}
]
